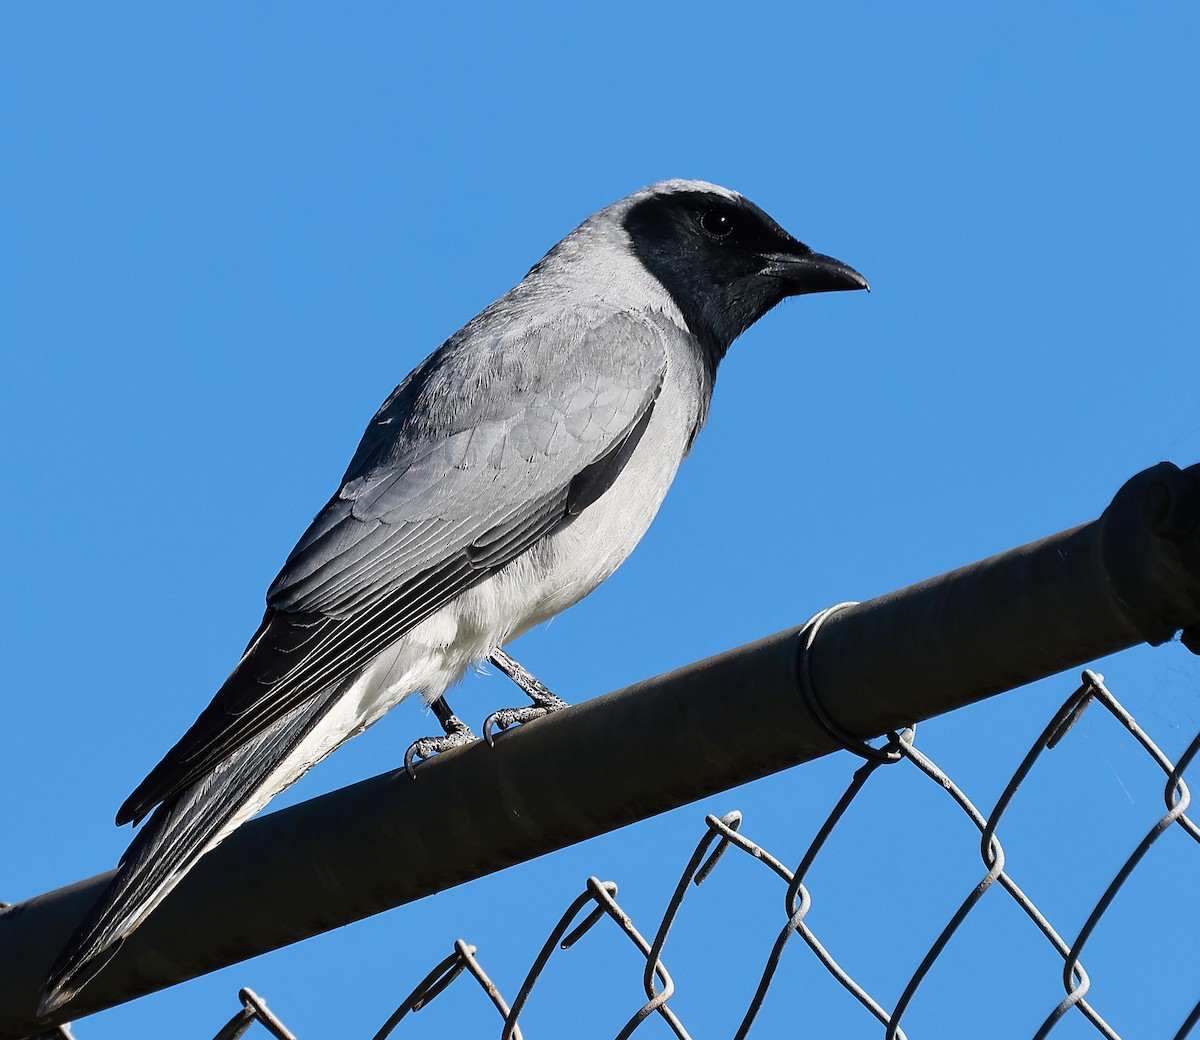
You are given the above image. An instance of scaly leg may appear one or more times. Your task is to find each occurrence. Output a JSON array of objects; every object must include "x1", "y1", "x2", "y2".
[{"x1": 483, "y1": 647, "x2": 569, "y2": 745}]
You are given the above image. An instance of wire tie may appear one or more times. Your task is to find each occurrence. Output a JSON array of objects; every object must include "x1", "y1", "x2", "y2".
[{"x1": 796, "y1": 602, "x2": 904, "y2": 763}]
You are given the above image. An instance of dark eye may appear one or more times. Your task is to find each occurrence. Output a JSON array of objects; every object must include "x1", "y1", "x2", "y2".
[{"x1": 700, "y1": 209, "x2": 735, "y2": 240}]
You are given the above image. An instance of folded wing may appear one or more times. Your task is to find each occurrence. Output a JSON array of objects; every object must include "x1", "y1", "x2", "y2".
[{"x1": 117, "y1": 306, "x2": 673, "y2": 824}]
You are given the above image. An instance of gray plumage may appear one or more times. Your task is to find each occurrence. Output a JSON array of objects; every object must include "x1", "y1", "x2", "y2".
[{"x1": 39, "y1": 179, "x2": 866, "y2": 1018}]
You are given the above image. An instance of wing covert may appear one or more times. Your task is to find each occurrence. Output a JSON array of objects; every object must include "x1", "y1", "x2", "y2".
[{"x1": 118, "y1": 306, "x2": 678, "y2": 823}]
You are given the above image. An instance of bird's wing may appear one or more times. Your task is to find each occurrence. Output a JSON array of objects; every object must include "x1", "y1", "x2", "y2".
[{"x1": 117, "y1": 306, "x2": 675, "y2": 824}]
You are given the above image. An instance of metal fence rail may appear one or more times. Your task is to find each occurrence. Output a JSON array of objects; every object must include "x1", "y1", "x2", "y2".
[
  {"x1": 217, "y1": 670, "x2": 1200, "y2": 1040},
  {"x1": 5, "y1": 459, "x2": 1199, "y2": 1038}
]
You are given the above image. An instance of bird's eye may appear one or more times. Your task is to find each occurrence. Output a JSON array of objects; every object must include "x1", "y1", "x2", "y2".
[{"x1": 700, "y1": 209, "x2": 735, "y2": 240}]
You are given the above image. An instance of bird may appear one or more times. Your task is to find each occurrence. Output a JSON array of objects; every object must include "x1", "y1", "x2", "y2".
[{"x1": 39, "y1": 179, "x2": 867, "y2": 1016}]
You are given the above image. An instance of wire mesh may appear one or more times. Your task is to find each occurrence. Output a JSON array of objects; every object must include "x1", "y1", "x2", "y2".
[{"x1": 199, "y1": 667, "x2": 1200, "y2": 1039}]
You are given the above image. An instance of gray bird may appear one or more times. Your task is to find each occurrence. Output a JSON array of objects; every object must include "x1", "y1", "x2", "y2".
[{"x1": 39, "y1": 179, "x2": 867, "y2": 1016}]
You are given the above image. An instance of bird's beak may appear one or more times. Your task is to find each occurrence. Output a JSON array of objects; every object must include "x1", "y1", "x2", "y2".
[{"x1": 759, "y1": 249, "x2": 870, "y2": 295}]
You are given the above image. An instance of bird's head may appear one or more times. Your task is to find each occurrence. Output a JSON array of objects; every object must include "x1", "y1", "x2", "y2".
[{"x1": 620, "y1": 180, "x2": 868, "y2": 360}]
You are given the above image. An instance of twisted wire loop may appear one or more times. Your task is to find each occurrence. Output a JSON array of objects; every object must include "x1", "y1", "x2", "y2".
[
  {"x1": 210, "y1": 988, "x2": 298, "y2": 1040},
  {"x1": 890, "y1": 711, "x2": 1119, "y2": 1040},
  {"x1": 1034, "y1": 674, "x2": 1200, "y2": 1039},
  {"x1": 733, "y1": 730, "x2": 913, "y2": 1040},
  {"x1": 368, "y1": 939, "x2": 521, "y2": 1040},
  {"x1": 500, "y1": 876, "x2": 689, "y2": 1040},
  {"x1": 209, "y1": 666, "x2": 1200, "y2": 1040}
]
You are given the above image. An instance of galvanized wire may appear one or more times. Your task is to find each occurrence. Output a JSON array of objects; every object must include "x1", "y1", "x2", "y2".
[
  {"x1": 209, "y1": 668, "x2": 1200, "y2": 1039},
  {"x1": 211, "y1": 989, "x2": 297, "y2": 1040}
]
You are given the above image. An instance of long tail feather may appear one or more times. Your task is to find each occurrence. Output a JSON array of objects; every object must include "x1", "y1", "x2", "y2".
[{"x1": 39, "y1": 689, "x2": 338, "y2": 1017}]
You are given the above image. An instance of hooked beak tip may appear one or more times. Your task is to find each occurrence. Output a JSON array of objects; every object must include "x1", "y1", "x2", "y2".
[{"x1": 761, "y1": 250, "x2": 869, "y2": 296}]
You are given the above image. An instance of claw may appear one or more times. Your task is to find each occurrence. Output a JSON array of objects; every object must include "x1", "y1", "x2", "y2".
[
  {"x1": 484, "y1": 648, "x2": 569, "y2": 745},
  {"x1": 484, "y1": 705, "x2": 547, "y2": 746},
  {"x1": 404, "y1": 702, "x2": 477, "y2": 778},
  {"x1": 483, "y1": 697, "x2": 567, "y2": 745},
  {"x1": 404, "y1": 738, "x2": 431, "y2": 779}
]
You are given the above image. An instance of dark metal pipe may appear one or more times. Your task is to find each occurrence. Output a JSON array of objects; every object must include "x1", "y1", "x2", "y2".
[{"x1": 3, "y1": 461, "x2": 1198, "y2": 1038}]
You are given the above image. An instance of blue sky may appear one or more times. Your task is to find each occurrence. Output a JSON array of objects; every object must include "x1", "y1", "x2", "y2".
[{"x1": 3, "y1": 4, "x2": 1199, "y2": 1038}]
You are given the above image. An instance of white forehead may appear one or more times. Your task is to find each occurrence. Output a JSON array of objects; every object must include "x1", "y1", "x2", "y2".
[
  {"x1": 639, "y1": 178, "x2": 741, "y2": 196},
  {"x1": 619, "y1": 179, "x2": 744, "y2": 210}
]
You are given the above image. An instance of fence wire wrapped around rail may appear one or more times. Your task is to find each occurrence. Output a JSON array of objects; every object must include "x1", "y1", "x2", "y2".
[{"x1": 207, "y1": 668, "x2": 1200, "y2": 1040}]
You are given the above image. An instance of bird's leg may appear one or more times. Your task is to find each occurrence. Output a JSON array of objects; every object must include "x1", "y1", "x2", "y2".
[
  {"x1": 483, "y1": 647, "x2": 569, "y2": 745},
  {"x1": 404, "y1": 696, "x2": 478, "y2": 778}
]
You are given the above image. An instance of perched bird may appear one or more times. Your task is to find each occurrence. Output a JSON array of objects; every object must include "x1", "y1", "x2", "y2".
[{"x1": 39, "y1": 179, "x2": 867, "y2": 1016}]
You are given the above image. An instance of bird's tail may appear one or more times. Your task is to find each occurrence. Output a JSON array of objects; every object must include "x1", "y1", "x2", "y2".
[{"x1": 38, "y1": 690, "x2": 338, "y2": 1018}]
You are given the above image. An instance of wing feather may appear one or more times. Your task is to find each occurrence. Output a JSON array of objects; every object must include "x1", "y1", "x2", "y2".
[{"x1": 117, "y1": 306, "x2": 678, "y2": 825}]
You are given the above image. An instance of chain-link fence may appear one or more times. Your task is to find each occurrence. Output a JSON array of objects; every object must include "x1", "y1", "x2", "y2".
[
  {"x1": 208, "y1": 666, "x2": 1200, "y2": 1040},
  {"x1": 8, "y1": 461, "x2": 1195, "y2": 1039},
  {"x1": 11, "y1": 461, "x2": 1197, "y2": 1040}
]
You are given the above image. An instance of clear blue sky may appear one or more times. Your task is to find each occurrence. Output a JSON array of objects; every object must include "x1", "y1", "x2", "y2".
[{"x1": 4, "y1": 5, "x2": 1199, "y2": 1038}]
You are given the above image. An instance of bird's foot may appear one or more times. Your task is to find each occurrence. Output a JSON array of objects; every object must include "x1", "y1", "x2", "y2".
[
  {"x1": 484, "y1": 648, "x2": 569, "y2": 745},
  {"x1": 483, "y1": 701, "x2": 567, "y2": 745},
  {"x1": 404, "y1": 698, "x2": 477, "y2": 778}
]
